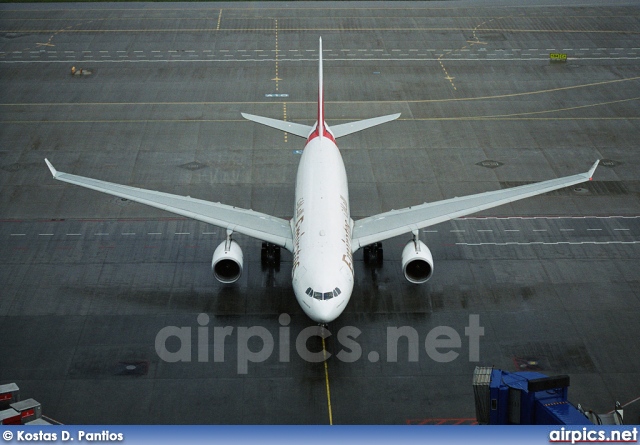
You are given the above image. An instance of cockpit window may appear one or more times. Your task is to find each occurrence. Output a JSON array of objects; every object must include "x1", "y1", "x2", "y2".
[{"x1": 307, "y1": 288, "x2": 341, "y2": 300}]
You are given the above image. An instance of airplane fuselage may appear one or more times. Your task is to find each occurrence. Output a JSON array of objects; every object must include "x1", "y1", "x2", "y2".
[{"x1": 291, "y1": 129, "x2": 354, "y2": 323}]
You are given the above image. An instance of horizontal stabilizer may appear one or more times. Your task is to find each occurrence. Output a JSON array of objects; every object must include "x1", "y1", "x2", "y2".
[
  {"x1": 331, "y1": 113, "x2": 401, "y2": 138},
  {"x1": 241, "y1": 113, "x2": 312, "y2": 138}
]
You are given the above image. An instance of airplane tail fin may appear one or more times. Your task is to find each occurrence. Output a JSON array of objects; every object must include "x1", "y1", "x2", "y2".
[
  {"x1": 317, "y1": 36, "x2": 327, "y2": 140},
  {"x1": 242, "y1": 37, "x2": 400, "y2": 140}
]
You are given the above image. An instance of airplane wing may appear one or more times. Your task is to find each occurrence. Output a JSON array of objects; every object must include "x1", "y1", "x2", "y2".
[
  {"x1": 351, "y1": 160, "x2": 600, "y2": 249},
  {"x1": 44, "y1": 159, "x2": 293, "y2": 251}
]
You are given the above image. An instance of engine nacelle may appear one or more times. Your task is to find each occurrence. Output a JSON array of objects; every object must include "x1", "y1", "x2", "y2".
[
  {"x1": 402, "y1": 240, "x2": 434, "y2": 284},
  {"x1": 211, "y1": 240, "x2": 243, "y2": 283}
]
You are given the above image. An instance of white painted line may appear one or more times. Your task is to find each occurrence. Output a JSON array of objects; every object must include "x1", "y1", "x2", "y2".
[
  {"x1": 66, "y1": 233, "x2": 82, "y2": 236},
  {"x1": 477, "y1": 229, "x2": 493, "y2": 232},
  {"x1": 423, "y1": 230, "x2": 438, "y2": 233},
  {"x1": 10, "y1": 233, "x2": 26, "y2": 236},
  {"x1": 450, "y1": 230, "x2": 466, "y2": 233},
  {"x1": 614, "y1": 228, "x2": 630, "y2": 231},
  {"x1": 458, "y1": 241, "x2": 640, "y2": 246},
  {"x1": 587, "y1": 228, "x2": 602, "y2": 231},
  {"x1": 147, "y1": 232, "x2": 162, "y2": 235},
  {"x1": 504, "y1": 230, "x2": 520, "y2": 232},
  {"x1": 560, "y1": 229, "x2": 574, "y2": 231},
  {"x1": 38, "y1": 233, "x2": 54, "y2": 236},
  {"x1": 95, "y1": 233, "x2": 109, "y2": 236},
  {"x1": 202, "y1": 232, "x2": 216, "y2": 235},
  {"x1": 532, "y1": 229, "x2": 547, "y2": 232},
  {"x1": 122, "y1": 233, "x2": 136, "y2": 235}
]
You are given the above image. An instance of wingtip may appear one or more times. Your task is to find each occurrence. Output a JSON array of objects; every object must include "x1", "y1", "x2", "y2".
[
  {"x1": 44, "y1": 158, "x2": 58, "y2": 177},
  {"x1": 587, "y1": 159, "x2": 600, "y2": 180}
]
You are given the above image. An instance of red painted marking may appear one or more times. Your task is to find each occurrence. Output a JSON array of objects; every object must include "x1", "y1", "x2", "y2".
[
  {"x1": 306, "y1": 124, "x2": 336, "y2": 145},
  {"x1": 2, "y1": 414, "x2": 21, "y2": 425},
  {"x1": 0, "y1": 393, "x2": 12, "y2": 401},
  {"x1": 21, "y1": 409, "x2": 35, "y2": 418}
]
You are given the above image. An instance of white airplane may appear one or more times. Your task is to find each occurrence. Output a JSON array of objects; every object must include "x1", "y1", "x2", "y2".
[{"x1": 45, "y1": 37, "x2": 599, "y2": 324}]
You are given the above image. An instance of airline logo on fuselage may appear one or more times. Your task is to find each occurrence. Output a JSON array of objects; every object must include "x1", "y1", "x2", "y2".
[{"x1": 292, "y1": 197, "x2": 305, "y2": 277}]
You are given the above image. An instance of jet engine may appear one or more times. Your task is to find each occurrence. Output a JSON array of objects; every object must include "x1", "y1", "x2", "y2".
[
  {"x1": 401, "y1": 239, "x2": 434, "y2": 284},
  {"x1": 211, "y1": 239, "x2": 243, "y2": 283}
]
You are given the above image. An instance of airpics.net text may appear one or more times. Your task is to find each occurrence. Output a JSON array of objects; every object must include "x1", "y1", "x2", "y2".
[{"x1": 155, "y1": 314, "x2": 484, "y2": 374}]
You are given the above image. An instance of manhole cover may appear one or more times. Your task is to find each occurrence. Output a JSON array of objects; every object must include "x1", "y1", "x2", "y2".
[
  {"x1": 114, "y1": 361, "x2": 149, "y2": 376},
  {"x1": 113, "y1": 196, "x2": 131, "y2": 207},
  {"x1": 476, "y1": 160, "x2": 503, "y2": 169},
  {"x1": 179, "y1": 161, "x2": 208, "y2": 171},
  {"x1": 599, "y1": 159, "x2": 620, "y2": 168},
  {"x1": 573, "y1": 187, "x2": 590, "y2": 195}
]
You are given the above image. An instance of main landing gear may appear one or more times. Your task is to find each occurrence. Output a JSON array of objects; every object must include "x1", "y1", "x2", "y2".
[
  {"x1": 363, "y1": 242, "x2": 383, "y2": 267},
  {"x1": 261, "y1": 242, "x2": 281, "y2": 272}
]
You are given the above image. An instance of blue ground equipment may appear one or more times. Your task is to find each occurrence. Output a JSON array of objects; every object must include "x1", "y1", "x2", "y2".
[{"x1": 473, "y1": 367, "x2": 623, "y2": 425}]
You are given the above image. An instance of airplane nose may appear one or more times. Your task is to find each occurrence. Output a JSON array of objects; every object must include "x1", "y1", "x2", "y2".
[{"x1": 311, "y1": 301, "x2": 343, "y2": 324}]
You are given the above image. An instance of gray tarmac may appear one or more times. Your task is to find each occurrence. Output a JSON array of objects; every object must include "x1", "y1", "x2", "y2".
[{"x1": 1, "y1": 1, "x2": 639, "y2": 425}]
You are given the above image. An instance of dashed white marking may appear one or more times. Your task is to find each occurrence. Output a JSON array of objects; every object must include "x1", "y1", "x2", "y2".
[
  {"x1": 38, "y1": 233, "x2": 54, "y2": 236},
  {"x1": 147, "y1": 232, "x2": 162, "y2": 235},
  {"x1": 587, "y1": 228, "x2": 602, "y2": 231},
  {"x1": 95, "y1": 233, "x2": 109, "y2": 236},
  {"x1": 458, "y1": 241, "x2": 640, "y2": 246},
  {"x1": 175, "y1": 232, "x2": 190, "y2": 235},
  {"x1": 66, "y1": 233, "x2": 82, "y2": 236},
  {"x1": 10, "y1": 233, "x2": 26, "y2": 236},
  {"x1": 122, "y1": 233, "x2": 136, "y2": 236}
]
